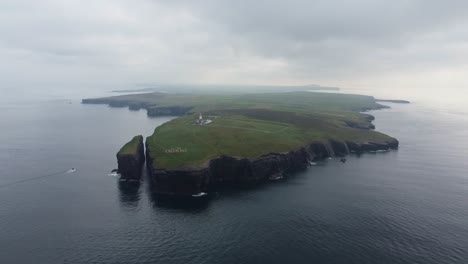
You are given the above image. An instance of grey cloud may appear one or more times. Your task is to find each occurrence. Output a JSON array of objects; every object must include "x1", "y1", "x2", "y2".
[
  {"x1": 166, "y1": 0, "x2": 468, "y2": 73},
  {"x1": 1, "y1": 0, "x2": 468, "y2": 93},
  {"x1": 170, "y1": 0, "x2": 468, "y2": 41}
]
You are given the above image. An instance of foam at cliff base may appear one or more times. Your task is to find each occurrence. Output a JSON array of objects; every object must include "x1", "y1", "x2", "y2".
[{"x1": 108, "y1": 172, "x2": 120, "y2": 177}]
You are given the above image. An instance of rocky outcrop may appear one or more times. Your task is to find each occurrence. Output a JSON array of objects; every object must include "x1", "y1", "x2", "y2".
[
  {"x1": 346, "y1": 139, "x2": 399, "y2": 154},
  {"x1": 146, "y1": 139, "x2": 399, "y2": 196},
  {"x1": 117, "y1": 135, "x2": 145, "y2": 181}
]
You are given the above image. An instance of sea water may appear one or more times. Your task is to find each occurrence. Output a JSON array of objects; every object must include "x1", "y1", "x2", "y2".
[{"x1": 0, "y1": 97, "x2": 467, "y2": 264}]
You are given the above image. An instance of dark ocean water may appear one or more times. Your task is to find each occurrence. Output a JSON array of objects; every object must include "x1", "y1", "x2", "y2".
[{"x1": 1, "y1": 99, "x2": 468, "y2": 264}]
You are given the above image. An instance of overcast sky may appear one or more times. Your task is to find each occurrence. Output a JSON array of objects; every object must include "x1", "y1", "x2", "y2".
[{"x1": 1, "y1": 0, "x2": 467, "y2": 99}]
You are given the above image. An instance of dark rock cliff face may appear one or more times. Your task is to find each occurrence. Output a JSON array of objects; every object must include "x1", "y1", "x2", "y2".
[
  {"x1": 117, "y1": 136, "x2": 145, "y2": 181},
  {"x1": 251, "y1": 153, "x2": 288, "y2": 181},
  {"x1": 150, "y1": 168, "x2": 210, "y2": 196},
  {"x1": 308, "y1": 142, "x2": 332, "y2": 160},
  {"x1": 210, "y1": 156, "x2": 254, "y2": 185},
  {"x1": 146, "y1": 139, "x2": 399, "y2": 196},
  {"x1": 329, "y1": 140, "x2": 350, "y2": 157}
]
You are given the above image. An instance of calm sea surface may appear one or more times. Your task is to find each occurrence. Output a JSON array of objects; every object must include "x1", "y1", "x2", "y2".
[{"x1": 0, "y1": 98, "x2": 467, "y2": 264}]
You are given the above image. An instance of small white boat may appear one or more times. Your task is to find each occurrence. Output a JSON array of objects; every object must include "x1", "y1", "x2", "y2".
[{"x1": 192, "y1": 192, "x2": 208, "y2": 198}]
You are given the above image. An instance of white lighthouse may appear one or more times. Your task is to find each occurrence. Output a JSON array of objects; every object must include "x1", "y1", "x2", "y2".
[
  {"x1": 195, "y1": 113, "x2": 204, "y2": 125},
  {"x1": 195, "y1": 112, "x2": 212, "y2": 125}
]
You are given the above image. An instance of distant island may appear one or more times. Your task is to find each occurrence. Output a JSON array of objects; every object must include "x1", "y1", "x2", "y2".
[
  {"x1": 376, "y1": 99, "x2": 411, "y2": 104},
  {"x1": 111, "y1": 84, "x2": 340, "y2": 94},
  {"x1": 83, "y1": 91, "x2": 401, "y2": 197}
]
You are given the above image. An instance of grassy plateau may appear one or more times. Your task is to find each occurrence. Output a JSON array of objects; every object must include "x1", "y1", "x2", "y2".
[{"x1": 117, "y1": 135, "x2": 142, "y2": 156}]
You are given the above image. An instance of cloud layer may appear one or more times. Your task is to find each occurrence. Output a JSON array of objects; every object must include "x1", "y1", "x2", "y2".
[{"x1": 1, "y1": 0, "x2": 467, "y2": 96}]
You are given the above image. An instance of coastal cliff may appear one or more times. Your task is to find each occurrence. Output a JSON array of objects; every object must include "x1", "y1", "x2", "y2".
[
  {"x1": 146, "y1": 139, "x2": 399, "y2": 196},
  {"x1": 117, "y1": 135, "x2": 145, "y2": 180},
  {"x1": 82, "y1": 97, "x2": 193, "y2": 117}
]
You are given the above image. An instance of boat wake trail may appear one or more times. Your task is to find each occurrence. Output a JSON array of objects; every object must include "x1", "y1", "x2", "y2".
[{"x1": 0, "y1": 169, "x2": 74, "y2": 189}]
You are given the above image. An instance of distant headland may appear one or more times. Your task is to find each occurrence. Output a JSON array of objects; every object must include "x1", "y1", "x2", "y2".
[
  {"x1": 375, "y1": 99, "x2": 410, "y2": 104},
  {"x1": 111, "y1": 84, "x2": 340, "y2": 94},
  {"x1": 83, "y1": 91, "x2": 404, "y2": 197}
]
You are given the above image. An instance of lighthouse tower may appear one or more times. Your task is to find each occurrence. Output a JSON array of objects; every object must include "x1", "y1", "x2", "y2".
[{"x1": 196, "y1": 113, "x2": 203, "y2": 125}]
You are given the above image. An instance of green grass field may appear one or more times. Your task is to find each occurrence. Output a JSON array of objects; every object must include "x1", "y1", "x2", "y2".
[{"x1": 117, "y1": 135, "x2": 142, "y2": 156}]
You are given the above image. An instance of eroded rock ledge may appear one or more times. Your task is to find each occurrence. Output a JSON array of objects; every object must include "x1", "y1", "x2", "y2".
[
  {"x1": 117, "y1": 135, "x2": 145, "y2": 181},
  {"x1": 146, "y1": 139, "x2": 398, "y2": 196}
]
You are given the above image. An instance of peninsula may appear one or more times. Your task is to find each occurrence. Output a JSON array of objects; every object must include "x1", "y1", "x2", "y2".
[{"x1": 83, "y1": 91, "x2": 400, "y2": 196}]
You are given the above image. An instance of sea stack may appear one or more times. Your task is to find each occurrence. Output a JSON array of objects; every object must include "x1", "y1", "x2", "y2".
[{"x1": 117, "y1": 135, "x2": 145, "y2": 181}]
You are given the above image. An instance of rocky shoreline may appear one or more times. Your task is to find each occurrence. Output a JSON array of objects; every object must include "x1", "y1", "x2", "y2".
[{"x1": 144, "y1": 138, "x2": 398, "y2": 196}]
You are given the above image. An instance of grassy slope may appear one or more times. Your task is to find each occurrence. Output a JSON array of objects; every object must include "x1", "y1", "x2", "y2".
[
  {"x1": 136, "y1": 92, "x2": 394, "y2": 169},
  {"x1": 117, "y1": 135, "x2": 142, "y2": 156}
]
